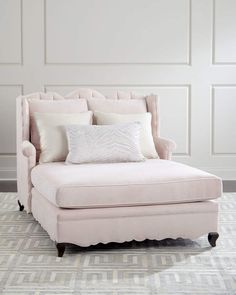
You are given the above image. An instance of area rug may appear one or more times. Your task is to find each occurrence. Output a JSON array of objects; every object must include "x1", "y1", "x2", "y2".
[{"x1": 0, "y1": 193, "x2": 235, "y2": 294}]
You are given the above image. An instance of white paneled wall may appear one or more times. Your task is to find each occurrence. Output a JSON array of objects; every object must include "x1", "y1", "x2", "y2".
[{"x1": 0, "y1": 0, "x2": 236, "y2": 179}]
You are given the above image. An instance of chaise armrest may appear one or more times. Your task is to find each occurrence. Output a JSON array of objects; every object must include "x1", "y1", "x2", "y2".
[
  {"x1": 17, "y1": 141, "x2": 36, "y2": 213},
  {"x1": 154, "y1": 137, "x2": 177, "y2": 160},
  {"x1": 22, "y1": 140, "x2": 36, "y2": 161},
  {"x1": 21, "y1": 140, "x2": 36, "y2": 175}
]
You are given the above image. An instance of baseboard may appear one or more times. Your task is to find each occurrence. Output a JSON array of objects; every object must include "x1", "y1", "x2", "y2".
[
  {"x1": 223, "y1": 180, "x2": 236, "y2": 193},
  {"x1": 0, "y1": 169, "x2": 16, "y2": 180},
  {"x1": 0, "y1": 180, "x2": 17, "y2": 192},
  {"x1": 197, "y1": 167, "x2": 236, "y2": 180},
  {"x1": 0, "y1": 180, "x2": 235, "y2": 193}
]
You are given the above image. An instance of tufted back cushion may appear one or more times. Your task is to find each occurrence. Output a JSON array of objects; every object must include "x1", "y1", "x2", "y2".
[
  {"x1": 66, "y1": 89, "x2": 146, "y2": 100},
  {"x1": 17, "y1": 88, "x2": 159, "y2": 156},
  {"x1": 87, "y1": 98, "x2": 147, "y2": 117},
  {"x1": 18, "y1": 90, "x2": 97, "y2": 143},
  {"x1": 66, "y1": 88, "x2": 159, "y2": 138}
]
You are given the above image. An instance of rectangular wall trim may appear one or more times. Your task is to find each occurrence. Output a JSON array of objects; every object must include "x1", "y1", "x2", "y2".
[
  {"x1": 212, "y1": 0, "x2": 236, "y2": 65},
  {"x1": 211, "y1": 85, "x2": 236, "y2": 155},
  {"x1": 44, "y1": 0, "x2": 192, "y2": 65},
  {"x1": 0, "y1": 0, "x2": 23, "y2": 65}
]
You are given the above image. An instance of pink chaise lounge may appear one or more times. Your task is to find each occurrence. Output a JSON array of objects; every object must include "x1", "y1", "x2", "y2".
[{"x1": 16, "y1": 88, "x2": 222, "y2": 257}]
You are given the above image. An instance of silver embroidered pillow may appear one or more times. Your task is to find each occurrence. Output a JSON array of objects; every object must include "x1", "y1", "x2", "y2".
[{"x1": 65, "y1": 123, "x2": 145, "y2": 164}]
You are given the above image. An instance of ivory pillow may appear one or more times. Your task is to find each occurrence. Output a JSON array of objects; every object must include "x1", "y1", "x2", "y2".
[
  {"x1": 34, "y1": 111, "x2": 92, "y2": 163},
  {"x1": 65, "y1": 123, "x2": 144, "y2": 164},
  {"x1": 29, "y1": 99, "x2": 88, "y2": 152},
  {"x1": 87, "y1": 95, "x2": 159, "y2": 140},
  {"x1": 94, "y1": 111, "x2": 158, "y2": 159}
]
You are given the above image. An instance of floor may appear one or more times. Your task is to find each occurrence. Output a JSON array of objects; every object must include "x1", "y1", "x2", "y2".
[{"x1": 0, "y1": 193, "x2": 235, "y2": 294}]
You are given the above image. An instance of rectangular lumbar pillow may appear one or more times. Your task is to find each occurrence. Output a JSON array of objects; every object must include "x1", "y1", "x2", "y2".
[
  {"x1": 94, "y1": 111, "x2": 158, "y2": 159},
  {"x1": 34, "y1": 111, "x2": 92, "y2": 163},
  {"x1": 65, "y1": 123, "x2": 145, "y2": 164}
]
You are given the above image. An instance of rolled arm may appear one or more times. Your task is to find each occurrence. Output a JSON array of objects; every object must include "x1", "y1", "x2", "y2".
[
  {"x1": 17, "y1": 141, "x2": 36, "y2": 213},
  {"x1": 22, "y1": 140, "x2": 36, "y2": 165},
  {"x1": 154, "y1": 137, "x2": 177, "y2": 160}
]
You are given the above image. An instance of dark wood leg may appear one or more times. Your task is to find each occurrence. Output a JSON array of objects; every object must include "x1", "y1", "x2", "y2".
[
  {"x1": 17, "y1": 200, "x2": 24, "y2": 211},
  {"x1": 208, "y1": 232, "x2": 219, "y2": 247},
  {"x1": 56, "y1": 243, "x2": 66, "y2": 257}
]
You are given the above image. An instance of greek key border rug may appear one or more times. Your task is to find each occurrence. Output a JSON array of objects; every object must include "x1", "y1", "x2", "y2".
[{"x1": 0, "y1": 193, "x2": 235, "y2": 294}]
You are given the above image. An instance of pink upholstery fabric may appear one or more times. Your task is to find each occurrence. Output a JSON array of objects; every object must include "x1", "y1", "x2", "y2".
[
  {"x1": 87, "y1": 98, "x2": 147, "y2": 114},
  {"x1": 16, "y1": 96, "x2": 33, "y2": 213},
  {"x1": 17, "y1": 88, "x2": 221, "y2": 250},
  {"x1": 29, "y1": 99, "x2": 88, "y2": 153},
  {"x1": 66, "y1": 88, "x2": 105, "y2": 99},
  {"x1": 32, "y1": 188, "x2": 218, "y2": 246},
  {"x1": 146, "y1": 94, "x2": 159, "y2": 138},
  {"x1": 16, "y1": 88, "x2": 176, "y2": 212},
  {"x1": 29, "y1": 98, "x2": 88, "y2": 113},
  {"x1": 154, "y1": 137, "x2": 177, "y2": 160},
  {"x1": 16, "y1": 141, "x2": 36, "y2": 212},
  {"x1": 16, "y1": 92, "x2": 67, "y2": 212},
  {"x1": 31, "y1": 160, "x2": 222, "y2": 209}
]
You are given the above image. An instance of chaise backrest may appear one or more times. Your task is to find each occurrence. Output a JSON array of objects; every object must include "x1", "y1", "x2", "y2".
[
  {"x1": 17, "y1": 88, "x2": 159, "y2": 149},
  {"x1": 16, "y1": 88, "x2": 160, "y2": 213}
]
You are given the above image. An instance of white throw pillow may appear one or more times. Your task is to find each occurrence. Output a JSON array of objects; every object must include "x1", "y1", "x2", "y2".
[
  {"x1": 94, "y1": 111, "x2": 158, "y2": 159},
  {"x1": 65, "y1": 123, "x2": 145, "y2": 164},
  {"x1": 34, "y1": 111, "x2": 92, "y2": 163}
]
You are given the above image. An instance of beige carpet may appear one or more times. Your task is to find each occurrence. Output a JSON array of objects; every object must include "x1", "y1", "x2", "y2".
[{"x1": 0, "y1": 193, "x2": 236, "y2": 294}]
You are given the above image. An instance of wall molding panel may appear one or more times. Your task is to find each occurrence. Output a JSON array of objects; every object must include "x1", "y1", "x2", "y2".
[
  {"x1": 0, "y1": 84, "x2": 23, "y2": 179},
  {"x1": 211, "y1": 85, "x2": 236, "y2": 155},
  {"x1": 0, "y1": 0, "x2": 23, "y2": 65},
  {"x1": 44, "y1": 0, "x2": 192, "y2": 65},
  {"x1": 212, "y1": 0, "x2": 236, "y2": 65},
  {"x1": 0, "y1": 0, "x2": 236, "y2": 180}
]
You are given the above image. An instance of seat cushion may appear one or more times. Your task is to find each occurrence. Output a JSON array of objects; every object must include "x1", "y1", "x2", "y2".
[{"x1": 31, "y1": 160, "x2": 222, "y2": 209}]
